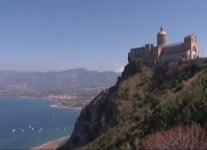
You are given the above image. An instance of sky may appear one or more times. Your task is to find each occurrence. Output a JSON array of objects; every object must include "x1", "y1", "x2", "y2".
[{"x1": 0, "y1": 0, "x2": 206, "y2": 72}]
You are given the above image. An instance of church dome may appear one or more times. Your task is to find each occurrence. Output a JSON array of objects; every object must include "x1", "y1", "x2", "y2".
[{"x1": 157, "y1": 26, "x2": 167, "y2": 46}]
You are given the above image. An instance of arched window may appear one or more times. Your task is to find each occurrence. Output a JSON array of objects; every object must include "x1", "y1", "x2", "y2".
[{"x1": 192, "y1": 46, "x2": 196, "y2": 52}]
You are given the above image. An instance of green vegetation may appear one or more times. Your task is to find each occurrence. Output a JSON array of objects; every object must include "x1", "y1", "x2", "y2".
[
  {"x1": 84, "y1": 60, "x2": 207, "y2": 149},
  {"x1": 121, "y1": 60, "x2": 143, "y2": 80}
]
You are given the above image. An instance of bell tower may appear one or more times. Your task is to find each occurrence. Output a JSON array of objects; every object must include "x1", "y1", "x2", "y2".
[{"x1": 157, "y1": 27, "x2": 167, "y2": 47}]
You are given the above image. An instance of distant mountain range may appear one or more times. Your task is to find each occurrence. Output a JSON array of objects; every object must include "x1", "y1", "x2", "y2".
[{"x1": 0, "y1": 68, "x2": 119, "y2": 99}]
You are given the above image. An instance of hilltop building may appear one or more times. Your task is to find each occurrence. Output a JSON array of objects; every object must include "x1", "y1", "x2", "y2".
[{"x1": 128, "y1": 27, "x2": 199, "y2": 64}]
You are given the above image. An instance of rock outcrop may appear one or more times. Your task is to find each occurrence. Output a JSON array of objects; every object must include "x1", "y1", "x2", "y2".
[{"x1": 60, "y1": 89, "x2": 118, "y2": 149}]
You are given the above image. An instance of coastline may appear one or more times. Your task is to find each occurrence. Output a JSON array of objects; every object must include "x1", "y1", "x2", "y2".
[
  {"x1": 50, "y1": 104, "x2": 82, "y2": 110},
  {"x1": 32, "y1": 136, "x2": 69, "y2": 150},
  {"x1": 0, "y1": 95, "x2": 83, "y2": 110}
]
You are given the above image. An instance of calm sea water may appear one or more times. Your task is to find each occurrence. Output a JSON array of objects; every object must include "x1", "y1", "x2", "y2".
[{"x1": 0, "y1": 96, "x2": 80, "y2": 149}]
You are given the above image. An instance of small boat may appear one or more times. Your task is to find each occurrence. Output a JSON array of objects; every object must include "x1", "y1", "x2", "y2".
[{"x1": 38, "y1": 127, "x2": 43, "y2": 133}]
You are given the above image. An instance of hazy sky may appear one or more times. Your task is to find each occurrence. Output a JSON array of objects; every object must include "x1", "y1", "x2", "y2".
[{"x1": 0, "y1": 0, "x2": 206, "y2": 72}]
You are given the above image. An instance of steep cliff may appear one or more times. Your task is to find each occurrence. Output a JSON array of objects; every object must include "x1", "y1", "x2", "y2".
[
  {"x1": 60, "y1": 59, "x2": 207, "y2": 149},
  {"x1": 60, "y1": 89, "x2": 118, "y2": 149}
]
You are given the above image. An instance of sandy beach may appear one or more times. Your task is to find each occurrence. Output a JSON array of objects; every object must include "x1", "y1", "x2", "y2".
[
  {"x1": 32, "y1": 136, "x2": 69, "y2": 150},
  {"x1": 50, "y1": 104, "x2": 82, "y2": 110}
]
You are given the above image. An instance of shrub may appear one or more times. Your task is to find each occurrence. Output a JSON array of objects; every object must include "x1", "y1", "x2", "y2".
[
  {"x1": 129, "y1": 60, "x2": 143, "y2": 74},
  {"x1": 191, "y1": 59, "x2": 204, "y2": 73},
  {"x1": 137, "y1": 73, "x2": 207, "y2": 139},
  {"x1": 121, "y1": 60, "x2": 143, "y2": 79},
  {"x1": 161, "y1": 74, "x2": 207, "y2": 127},
  {"x1": 141, "y1": 124, "x2": 207, "y2": 150}
]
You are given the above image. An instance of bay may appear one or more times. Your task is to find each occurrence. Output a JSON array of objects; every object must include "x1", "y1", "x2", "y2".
[{"x1": 0, "y1": 96, "x2": 80, "y2": 149}]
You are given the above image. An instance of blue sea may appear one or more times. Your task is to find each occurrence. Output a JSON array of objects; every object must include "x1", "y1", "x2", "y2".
[{"x1": 0, "y1": 96, "x2": 80, "y2": 149}]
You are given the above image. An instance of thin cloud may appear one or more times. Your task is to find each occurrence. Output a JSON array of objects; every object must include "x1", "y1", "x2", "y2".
[{"x1": 114, "y1": 63, "x2": 124, "y2": 73}]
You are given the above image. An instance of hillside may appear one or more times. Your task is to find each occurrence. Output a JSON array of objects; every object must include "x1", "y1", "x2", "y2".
[
  {"x1": 0, "y1": 68, "x2": 118, "y2": 106},
  {"x1": 60, "y1": 59, "x2": 207, "y2": 149}
]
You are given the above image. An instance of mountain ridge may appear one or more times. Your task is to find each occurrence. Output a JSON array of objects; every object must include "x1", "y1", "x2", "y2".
[{"x1": 0, "y1": 68, "x2": 119, "y2": 105}]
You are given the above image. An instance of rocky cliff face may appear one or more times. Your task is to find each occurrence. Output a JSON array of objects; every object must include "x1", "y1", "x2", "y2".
[
  {"x1": 60, "y1": 59, "x2": 207, "y2": 150},
  {"x1": 60, "y1": 61, "x2": 149, "y2": 149},
  {"x1": 60, "y1": 89, "x2": 118, "y2": 149}
]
